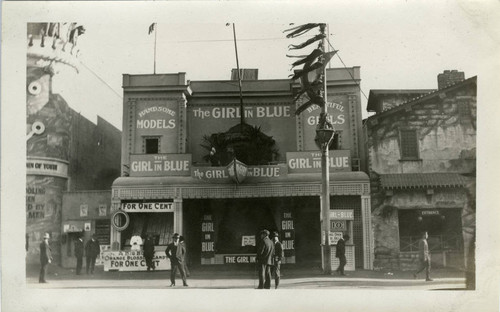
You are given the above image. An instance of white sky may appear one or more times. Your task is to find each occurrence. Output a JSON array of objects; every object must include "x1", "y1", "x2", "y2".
[{"x1": 60, "y1": 1, "x2": 500, "y2": 130}]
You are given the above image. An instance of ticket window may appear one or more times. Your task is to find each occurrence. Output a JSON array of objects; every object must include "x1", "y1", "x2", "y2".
[{"x1": 330, "y1": 209, "x2": 355, "y2": 271}]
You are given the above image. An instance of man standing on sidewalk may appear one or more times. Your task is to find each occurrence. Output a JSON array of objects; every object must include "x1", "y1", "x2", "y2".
[
  {"x1": 165, "y1": 233, "x2": 188, "y2": 287},
  {"x1": 143, "y1": 234, "x2": 156, "y2": 272},
  {"x1": 39, "y1": 232, "x2": 52, "y2": 283},
  {"x1": 256, "y1": 229, "x2": 274, "y2": 289},
  {"x1": 271, "y1": 231, "x2": 284, "y2": 289},
  {"x1": 335, "y1": 234, "x2": 349, "y2": 276},
  {"x1": 414, "y1": 231, "x2": 433, "y2": 281},
  {"x1": 85, "y1": 234, "x2": 100, "y2": 274},
  {"x1": 74, "y1": 234, "x2": 84, "y2": 275}
]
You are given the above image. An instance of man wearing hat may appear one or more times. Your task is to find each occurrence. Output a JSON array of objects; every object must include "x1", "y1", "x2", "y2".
[
  {"x1": 271, "y1": 231, "x2": 284, "y2": 289},
  {"x1": 256, "y1": 229, "x2": 274, "y2": 289},
  {"x1": 335, "y1": 233, "x2": 350, "y2": 276},
  {"x1": 85, "y1": 234, "x2": 100, "y2": 274},
  {"x1": 39, "y1": 232, "x2": 52, "y2": 283},
  {"x1": 165, "y1": 233, "x2": 188, "y2": 287}
]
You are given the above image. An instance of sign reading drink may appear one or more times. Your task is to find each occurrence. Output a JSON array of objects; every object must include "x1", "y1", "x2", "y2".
[
  {"x1": 121, "y1": 202, "x2": 174, "y2": 212},
  {"x1": 286, "y1": 150, "x2": 351, "y2": 173},
  {"x1": 130, "y1": 154, "x2": 191, "y2": 177}
]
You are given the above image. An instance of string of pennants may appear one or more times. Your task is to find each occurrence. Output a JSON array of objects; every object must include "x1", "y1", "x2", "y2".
[{"x1": 284, "y1": 23, "x2": 337, "y2": 115}]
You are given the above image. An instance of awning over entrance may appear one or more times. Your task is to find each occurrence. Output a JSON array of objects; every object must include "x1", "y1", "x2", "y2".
[
  {"x1": 380, "y1": 173, "x2": 468, "y2": 189},
  {"x1": 113, "y1": 171, "x2": 369, "y2": 187}
]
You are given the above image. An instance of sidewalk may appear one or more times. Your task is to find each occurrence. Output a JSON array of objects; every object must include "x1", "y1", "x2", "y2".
[{"x1": 26, "y1": 264, "x2": 467, "y2": 289}]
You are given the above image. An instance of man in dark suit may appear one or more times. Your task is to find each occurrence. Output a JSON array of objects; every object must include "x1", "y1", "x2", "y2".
[
  {"x1": 271, "y1": 231, "x2": 284, "y2": 289},
  {"x1": 143, "y1": 234, "x2": 156, "y2": 272},
  {"x1": 256, "y1": 229, "x2": 274, "y2": 289},
  {"x1": 74, "y1": 234, "x2": 84, "y2": 275},
  {"x1": 165, "y1": 233, "x2": 188, "y2": 287},
  {"x1": 85, "y1": 234, "x2": 100, "y2": 274},
  {"x1": 39, "y1": 232, "x2": 52, "y2": 283},
  {"x1": 414, "y1": 231, "x2": 433, "y2": 281},
  {"x1": 335, "y1": 233, "x2": 349, "y2": 276}
]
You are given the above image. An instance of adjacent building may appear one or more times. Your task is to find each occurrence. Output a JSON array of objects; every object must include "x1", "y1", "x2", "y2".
[
  {"x1": 26, "y1": 23, "x2": 121, "y2": 265},
  {"x1": 108, "y1": 67, "x2": 373, "y2": 271},
  {"x1": 364, "y1": 70, "x2": 476, "y2": 271}
]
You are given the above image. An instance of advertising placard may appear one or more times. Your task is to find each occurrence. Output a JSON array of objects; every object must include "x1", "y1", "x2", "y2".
[
  {"x1": 329, "y1": 232, "x2": 343, "y2": 245},
  {"x1": 223, "y1": 254, "x2": 257, "y2": 264},
  {"x1": 281, "y1": 208, "x2": 295, "y2": 257},
  {"x1": 201, "y1": 214, "x2": 215, "y2": 258},
  {"x1": 102, "y1": 250, "x2": 171, "y2": 271},
  {"x1": 26, "y1": 157, "x2": 69, "y2": 178},
  {"x1": 286, "y1": 150, "x2": 351, "y2": 173},
  {"x1": 129, "y1": 154, "x2": 191, "y2": 177}
]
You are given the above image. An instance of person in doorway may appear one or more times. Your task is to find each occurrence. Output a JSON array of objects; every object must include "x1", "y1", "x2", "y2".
[
  {"x1": 143, "y1": 234, "x2": 156, "y2": 272},
  {"x1": 335, "y1": 233, "x2": 349, "y2": 276},
  {"x1": 74, "y1": 234, "x2": 84, "y2": 275},
  {"x1": 271, "y1": 231, "x2": 284, "y2": 289},
  {"x1": 85, "y1": 234, "x2": 100, "y2": 274},
  {"x1": 39, "y1": 232, "x2": 53, "y2": 283},
  {"x1": 414, "y1": 231, "x2": 433, "y2": 281},
  {"x1": 179, "y1": 236, "x2": 190, "y2": 277},
  {"x1": 256, "y1": 229, "x2": 274, "y2": 289},
  {"x1": 165, "y1": 233, "x2": 188, "y2": 287}
]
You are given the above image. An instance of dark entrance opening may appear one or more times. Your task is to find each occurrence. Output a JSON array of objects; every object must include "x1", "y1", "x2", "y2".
[{"x1": 183, "y1": 197, "x2": 321, "y2": 269}]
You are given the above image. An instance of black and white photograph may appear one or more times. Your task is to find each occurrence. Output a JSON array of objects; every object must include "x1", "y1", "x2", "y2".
[{"x1": 1, "y1": 1, "x2": 500, "y2": 311}]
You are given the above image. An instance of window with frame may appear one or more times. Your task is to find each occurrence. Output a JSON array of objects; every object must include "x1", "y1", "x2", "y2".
[
  {"x1": 328, "y1": 131, "x2": 342, "y2": 150},
  {"x1": 457, "y1": 101, "x2": 470, "y2": 123},
  {"x1": 399, "y1": 129, "x2": 419, "y2": 160},
  {"x1": 144, "y1": 137, "x2": 160, "y2": 154}
]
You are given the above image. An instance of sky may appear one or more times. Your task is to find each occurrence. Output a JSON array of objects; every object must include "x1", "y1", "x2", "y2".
[{"x1": 52, "y1": 0, "x2": 500, "y2": 130}]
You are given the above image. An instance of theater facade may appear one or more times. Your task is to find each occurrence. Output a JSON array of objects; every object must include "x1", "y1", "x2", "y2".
[{"x1": 108, "y1": 68, "x2": 373, "y2": 271}]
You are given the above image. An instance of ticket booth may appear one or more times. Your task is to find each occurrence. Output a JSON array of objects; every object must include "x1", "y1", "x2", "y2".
[{"x1": 330, "y1": 209, "x2": 355, "y2": 271}]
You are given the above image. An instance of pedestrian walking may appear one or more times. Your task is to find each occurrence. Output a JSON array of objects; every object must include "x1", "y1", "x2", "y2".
[
  {"x1": 256, "y1": 229, "x2": 274, "y2": 289},
  {"x1": 271, "y1": 231, "x2": 284, "y2": 289},
  {"x1": 179, "y1": 236, "x2": 190, "y2": 277},
  {"x1": 414, "y1": 231, "x2": 433, "y2": 281},
  {"x1": 335, "y1": 233, "x2": 349, "y2": 276},
  {"x1": 143, "y1": 234, "x2": 156, "y2": 271},
  {"x1": 74, "y1": 234, "x2": 84, "y2": 275},
  {"x1": 85, "y1": 234, "x2": 100, "y2": 274},
  {"x1": 39, "y1": 232, "x2": 52, "y2": 283},
  {"x1": 165, "y1": 233, "x2": 188, "y2": 287}
]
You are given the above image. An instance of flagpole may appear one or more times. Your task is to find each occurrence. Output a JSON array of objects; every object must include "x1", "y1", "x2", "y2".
[
  {"x1": 154, "y1": 23, "x2": 157, "y2": 74},
  {"x1": 231, "y1": 23, "x2": 245, "y2": 125}
]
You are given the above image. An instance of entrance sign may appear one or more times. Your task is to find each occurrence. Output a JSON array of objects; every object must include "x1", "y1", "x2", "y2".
[
  {"x1": 121, "y1": 202, "x2": 174, "y2": 212},
  {"x1": 223, "y1": 254, "x2": 256, "y2": 264},
  {"x1": 330, "y1": 209, "x2": 354, "y2": 220},
  {"x1": 103, "y1": 250, "x2": 171, "y2": 271},
  {"x1": 286, "y1": 150, "x2": 351, "y2": 173},
  {"x1": 129, "y1": 154, "x2": 191, "y2": 177}
]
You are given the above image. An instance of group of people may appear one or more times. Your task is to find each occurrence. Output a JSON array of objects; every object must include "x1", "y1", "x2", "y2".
[
  {"x1": 256, "y1": 230, "x2": 284, "y2": 289},
  {"x1": 39, "y1": 232, "x2": 100, "y2": 283}
]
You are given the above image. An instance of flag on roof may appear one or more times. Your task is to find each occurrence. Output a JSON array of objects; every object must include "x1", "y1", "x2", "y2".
[{"x1": 148, "y1": 23, "x2": 156, "y2": 35}]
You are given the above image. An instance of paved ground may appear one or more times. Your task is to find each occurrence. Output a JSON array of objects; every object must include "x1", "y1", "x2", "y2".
[{"x1": 27, "y1": 264, "x2": 467, "y2": 290}]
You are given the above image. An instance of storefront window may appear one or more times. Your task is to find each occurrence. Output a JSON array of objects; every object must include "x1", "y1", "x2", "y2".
[{"x1": 120, "y1": 212, "x2": 174, "y2": 248}]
